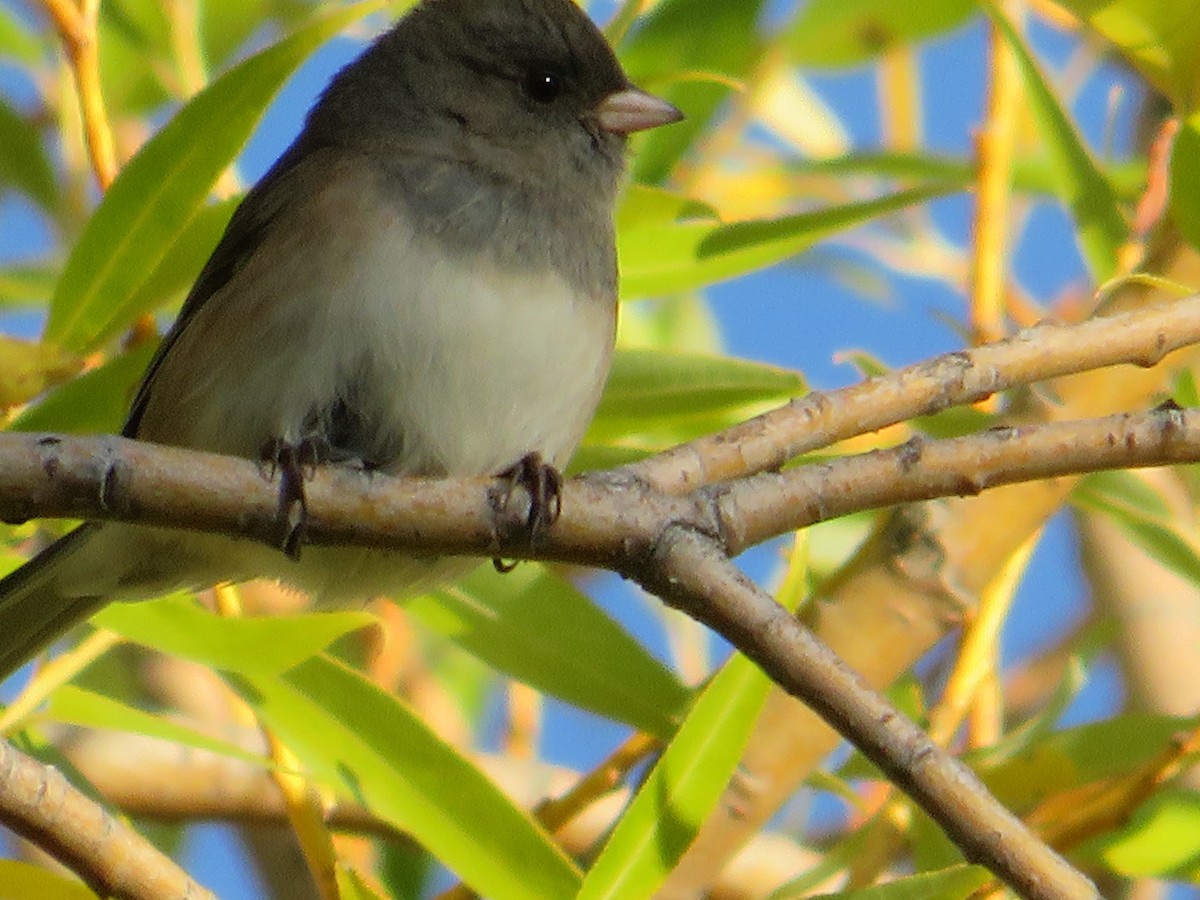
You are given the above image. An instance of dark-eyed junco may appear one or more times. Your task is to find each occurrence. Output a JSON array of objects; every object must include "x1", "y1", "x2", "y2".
[{"x1": 0, "y1": 0, "x2": 681, "y2": 678}]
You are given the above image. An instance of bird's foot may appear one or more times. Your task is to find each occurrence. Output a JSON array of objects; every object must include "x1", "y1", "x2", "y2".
[
  {"x1": 491, "y1": 452, "x2": 563, "y2": 573},
  {"x1": 259, "y1": 437, "x2": 325, "y2": 560}
]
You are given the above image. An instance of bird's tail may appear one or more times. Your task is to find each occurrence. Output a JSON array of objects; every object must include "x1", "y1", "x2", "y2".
[{"x1": 0, "y1": 525, "x2": 108, "y2": 682}]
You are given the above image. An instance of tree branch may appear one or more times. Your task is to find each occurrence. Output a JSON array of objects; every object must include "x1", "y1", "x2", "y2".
[
  {"x1": 9, "y1": 299, "x2": 1200, "y2": 897},
  {"x1": 636, "y1": 526, "x2": 1094, "y2": 899},
  {"x1": 719, "y1": 404, "x2": 1197, "y2": 551},
  {"x1": 3, "y1": 405, "x2": 1197, "y2": 568},
  {"x1": 38, "y1": 0, "x2": 118, "y2": 188},
  {"x1": 658, "y1": 278, "x2": 1200, "y2": 894},
  {"x1": 624, "y1": 292, "x2": 1200, "y2": 491},
  {"x1": 0, "y1": 738, "x2": 214, "y2": 900},
  {"x1": 4, "y1": 402, "x2": 1200, "y2": 896}
]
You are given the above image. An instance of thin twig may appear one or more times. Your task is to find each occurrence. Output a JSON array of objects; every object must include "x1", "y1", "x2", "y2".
[
  {"x1": 845, "y1": 530, "x2": 1039, "y2": 889},
  {"x1": 214, "y1": 582, "x2": 340, "y2": 900},
  {"x1": 0, "y1": 738, "x2": 215, "y2": 900},
  {"x1": 1029, "y1": 725, "x2": 1200, "y2": 850},
  {"x1": 943, "y1": 530, "x2": 1037, "y2": 749},
  {"x1": 624, "y1": 293, "x2": 1200, "y2": 492},
  {"x1": 536, "y1": 732, "x2": 660, "y2": 832},
  {"x1": 636, "y1": 526, "x2": 1097, "y2": 899},
  {"x1": 968, "y1": 0, "x2": 1023, "y2": 344},
  {"x1": 878, "y1": 44, "x2": 922, "y2": 152},
  {"x1": 0, "y1": 629, "x2": 122, "y2": 735},
  {"x1": 39, "y1": 0, "x2": 117, "y2": 188},
  {"x1": 719, "y1": 405, "x2": 1200, "y2": 552}
]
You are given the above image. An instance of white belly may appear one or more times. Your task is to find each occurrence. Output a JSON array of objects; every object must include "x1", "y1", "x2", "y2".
[{"x1": 359, "y1": 234, "x2": 616, "y2": 475}]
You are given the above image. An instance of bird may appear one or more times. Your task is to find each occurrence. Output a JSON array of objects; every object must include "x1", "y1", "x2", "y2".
[{"x1": 0, "y1": 0, "x2": 682, "y2": 680}]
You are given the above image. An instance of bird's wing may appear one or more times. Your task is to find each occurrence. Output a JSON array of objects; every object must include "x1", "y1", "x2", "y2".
[{"x1": 123, "y1": 139, "x2": 318, "y2": 439}]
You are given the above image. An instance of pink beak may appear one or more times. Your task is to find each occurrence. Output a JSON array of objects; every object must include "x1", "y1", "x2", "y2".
[{"x1": 594, "y1": 87, "x2": 684, "y2": 135}]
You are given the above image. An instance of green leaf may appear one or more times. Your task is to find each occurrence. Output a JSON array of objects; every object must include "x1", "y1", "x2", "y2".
[
  {"x1": 1104, "y1": 515, "x2": 1200, "y2": 587},
  {"x1": 784, "y1": 152, "x2": 1146, "y2": 202},
  {"x1": 616, "y1": 293, "x2": 724, "y2": 355},
  {"x1": 1170, "y1": 113, "x2": 1200, "y2": 252},
  {"x1": 408, "y1": 565, "x2": 687, "y2": 738},
  {"x1": 46, "y1": 0, "x2": 383, "y2": 353},
  {"x1": 576, "y1": 650, "x2": 772, "y2": 899},
  {"x1": 201, "y1": 0, "x2": 314, "y2": 68},
  {"x1": 1174, "y1": 367, "x2": 1200, "y2": 408},
  {"x1": 95, "y1": 0, "x2": 175, "y2": 113},
  {"x1": 838, "y1": 349, "x2": 890, "y2": 379},
  {"x1": 599, "y1": 349, "x2": 804, "y2": 416},
  {"x1": 93, "y1": 594, "x2": 378, "y2": 675},
  {"x1": 979, "y1": 714, "x2": 1200, "y2": 811},
  {"x1": 0, "y1": 337, "x2": 82, "y2": 410},
  {"x1": 790, "y1": 152, "x2": 973, "y2": 186},
  {"x1": 377, "y1": 841, "x2": 433, "y2": 900},
  {"x1": 909, "y1": 804, "x2": 970, "y2": 876},
  {"x1": 0, "y1": 98, "x2": 56, "y2": 208},
  {"x1": 984, "y1": 3, "x2": 1127, "y2": 281},
  {"x1": 590, "y1": 349, "x2": 804, "y2": 439},
  {"x1": 1050, "y1": 0, "x2": 1200, "y2": 110},
  {"x1": 620, "y1": 0, "x2": 768, "y2": 184},
  {"x1": 911, "y1": 405, "x2": 996, "y2": 440},
  {"x1": 46, "y1": 685, "x2": 269, "y2": 766},
  {"x1": 92, "y1": 196, "x2": 241, "y2": 347},
  {"x1": 1073, "y1": 470, "x2": 1172, "y2": 521},
  {"x1": 336, "y1": 866, "x2": 388, "y2": 900},
  {"x1": 581, "y1": 348, "x2": 806, "y2": 466},
  {"x1": 7, "y1": 343, "x2": 155, "y2": 434},
  {"x1": 1072, "y1": 473, "x2": 1200, "y2": 589},
  {"x1": 0, "y1": 264, "x2": 56, "y2": 309},
  {"x1": 101, "y1": 0, "x2": 172, "y2": 64},
  {"x1": 619, "y1": 184, "x2": 949, "y2": 298},
  {"x1": 0, "y1": 860, "x2": 99, "y2": 900},
  {"x1": 0, "y1": 5, "x2": 44, "y2": 63},
  {"x1": 1086, "y1": 789, "x2": 1200, "y2": 879},
  {"x1": 229, "y1": 655, "x2": 582, "y2": 900},
  {"x1": 785, "y1": 0, "x2": 977, "y2": 68},
  {"x1": 616, "y1": 184, "x2": 717, "y2": 232},
  {"x1": 807, "y1": 864, "x2": 991, "y2": 899}
]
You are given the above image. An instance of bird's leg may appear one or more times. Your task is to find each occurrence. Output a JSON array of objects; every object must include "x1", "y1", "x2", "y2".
[
  {"x1": 491, "y1": 452, "x2": 563, "y2": 573},
  {"x1": 259, "y1": 437, "x2": 325, "y2": 560}
]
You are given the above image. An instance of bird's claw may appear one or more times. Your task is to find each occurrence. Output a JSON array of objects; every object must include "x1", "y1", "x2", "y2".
[
  {"x1": 259, "y1": 437, "x2": 324, "y2": 560},
  {"x1": 491, "y1": 452, "x2": 563, "y2": 573}
]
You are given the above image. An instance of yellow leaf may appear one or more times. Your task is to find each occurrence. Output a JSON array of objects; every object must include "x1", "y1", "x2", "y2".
[{"x1": 0, "y1": 336, "x2": 82, "y2": 410}]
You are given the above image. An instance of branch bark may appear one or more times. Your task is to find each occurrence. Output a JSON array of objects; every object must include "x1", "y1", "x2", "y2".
[
  {"x1": 2, "y1": 405, "x2": 1197, "y2": 567},
  {"x1": 625, "y1": 292, "x2": 1200, "y2": 491},
  {"x1": 3, "y1": 404, "x2": 1199, "y2": 896},
  {"x1": 8, "y1": 297, "x2": 1200, "y2": 897},
  {"x1": 658, "y1": 272, "x2": 1200, "y2": 896},
  {"x1": 638, "y1": 527, "x2": 1094, "y2": 899},
  {"x1": 0, "y1": 737, "x2": 214, "y2": 900}
]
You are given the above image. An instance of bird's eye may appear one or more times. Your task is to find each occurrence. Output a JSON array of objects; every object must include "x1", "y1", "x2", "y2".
[{"x1": 523, "y1": 69, "x2": 562, "y2": 103}]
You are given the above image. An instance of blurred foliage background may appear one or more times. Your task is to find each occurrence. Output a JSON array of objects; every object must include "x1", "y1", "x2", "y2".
[{"x1": 2, "y1": 0, "x2": 1200, "y2": 897}]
